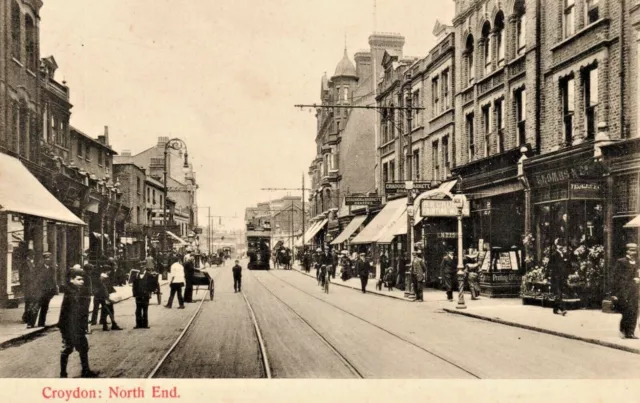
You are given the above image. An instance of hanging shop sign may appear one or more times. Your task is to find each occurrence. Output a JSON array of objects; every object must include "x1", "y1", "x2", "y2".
[
  {"x1": 384, "y1": 181, "x2": 439, "y2": 195},
  {"x1": 420, "y1": 199, "x2": 470, "y2": 217},
  {"x1": 345, "y1": 196, "x2": 382, "y2": 206},
  {"x1": 568, "y1": 181, "x2": 603, "y2": 200}
]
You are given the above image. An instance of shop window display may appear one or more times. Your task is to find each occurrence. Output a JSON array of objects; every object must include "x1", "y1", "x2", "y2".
[{"x1": 526, "y1": 200, "x2": 605, "y2": 306}]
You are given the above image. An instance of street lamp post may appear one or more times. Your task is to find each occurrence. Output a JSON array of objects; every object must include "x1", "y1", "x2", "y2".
[
  {"x1": 404, "y1": 86, "x2": 414, "y2": 298},
  {"x1": 453, "y1": 193, "x2": 467, "y2": 309},
  {"x1": 163, "y1": 138, "x2": 190, "y2": 254}
]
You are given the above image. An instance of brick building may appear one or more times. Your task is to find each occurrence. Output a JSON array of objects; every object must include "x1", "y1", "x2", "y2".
[
  {"x1": 305, "y1": 33, "x2": 406, "y2": 250},
  {"x1": 113, "y1": 162, "x2": 147, "y2": 262},
  {"x1": 115, "y1": 137, "x2": 198, "y2": 238}
]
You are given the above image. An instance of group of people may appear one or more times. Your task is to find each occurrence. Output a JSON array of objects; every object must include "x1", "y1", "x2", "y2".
[
  {"x1": 298, "y1": 245, "x2": 484, "y2": 303},
  {"x1": 53, "y1": 251, "x2": 201, "y2": 378}
]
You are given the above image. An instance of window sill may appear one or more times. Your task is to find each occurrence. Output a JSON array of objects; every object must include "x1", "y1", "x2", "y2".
[
  {"x1": 551, "y1": 18, "x2": 610, "y2": 52},
  {"x1": 508, "y1": 53, "x2": 526, "y2": 67},
  {"x1": 11, "y1": 58, "x2": 23, "y2": 68},
  {"x1": 429, "y1": 107, "x2": 454, "y2": 123},
  {"x1": 27, "y1": 69, "x2": 37, "y2": 78}
]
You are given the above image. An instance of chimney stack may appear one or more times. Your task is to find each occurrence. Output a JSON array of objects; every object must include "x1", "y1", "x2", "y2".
[{"x1": 104, "y1": 126, "x2": 110, "y2": 146}]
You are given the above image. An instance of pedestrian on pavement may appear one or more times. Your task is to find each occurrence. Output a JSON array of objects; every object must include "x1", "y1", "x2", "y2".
[
  {"x1": 396, "y1": 253, "x2": 407, "y2": 291},
  {"x1": 89, "y1": 263, "x2": 106, "y2": 327},
  {"x1": 36, "y1": 252, "x2": 58, "y2": 327},
  {"x1": 21, "y1": 248, "x2": 35, "y2": 324},
  {"x1": 411, "y1": 249, "x2": 427, "y2": 302},
  {"x1": 132, "y1": 264, "x2": 154, "y2": 328},
  {"x1": 549, "y1": 238, "x2": 570, "y2": 316},
  {"x1": 23, "y1": 250, "x2": 40, "y2": 328},
  {"x1": 441, "y1": 249, "x2": 456, "y2": 301},
  {"x1": 232, "y1": 260, "x2": 242, "y2": 292},
  {"x1": 58, "y1": 267, "x2": 98, "y2": 378},
  {"x1": 95, "y1": 272, "x2": 123, "y2": 331},
  {"x1": 183, "y1": 253, "x2": 195, "y2": 303},
  {"x1": 165, "y1": 256, "x2": 185, "y2": 309},
  {"x1": 465, "y1": 250, "x2": 481, "y2": 300},
  {"x1": 612, "y1": 243, "x2": 639, "y2": 339},
  {"x1": 356, "y1": 253, "x2": 371, "y2": 294},
  {"x1": 80, "y1": 264, "x2": 94, "y2": 334}
]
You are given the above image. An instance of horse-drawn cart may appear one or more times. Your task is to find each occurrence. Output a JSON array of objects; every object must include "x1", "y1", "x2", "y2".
[{"x1": 192, "y1": 268, "x2": 215, "y2": 300}]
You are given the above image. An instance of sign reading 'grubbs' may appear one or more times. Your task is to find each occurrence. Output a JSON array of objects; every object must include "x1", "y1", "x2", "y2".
[{"x1": 420, "y1": 199, "x2": 470, "y2": 217}]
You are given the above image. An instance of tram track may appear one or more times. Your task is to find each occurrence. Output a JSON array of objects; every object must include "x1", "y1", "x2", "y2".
[
  {"x1": 264, "y1": 271, "x2": 482, "y2": 379},
  {"x1": 250, "y1": 274, "x2": 363, "y2": 379},
  {"x1": 147, "y1": 267, "x2": 220, "y2": 379}
]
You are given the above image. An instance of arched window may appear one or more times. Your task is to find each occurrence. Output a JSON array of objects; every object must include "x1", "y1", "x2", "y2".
[
  {"x1": 514, "y1": 0, "x2": 526, "y2": 56},
  {"x1": 343, "y1": 87, "x2": 349, "y2": 101},
  {"x1": 11, "y1": 1, "x2": 21, "y2": 61},
  {"x1": 465, "y1": 35, "x2": 475, "y2": 85},
  {"x1": 326, "y1": 188, "x2": 332, "y2": 210},
  {"x1": 494, "y1": 12, "x2": 505, "y2": 67},
  {"x1": 482, "y1": 22, "x2": 492, "y2": 75},
  {"x1": 25, "y1": 14, "x2": 36, "y2": 70}
]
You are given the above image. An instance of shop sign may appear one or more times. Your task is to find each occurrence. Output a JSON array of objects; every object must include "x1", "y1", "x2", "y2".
[
  {"x1": 420, "y1": 199, "x2": 470, "y2": 217},
  {"x1": 480, "y1": 272, "x2": 523, "y2": 283},
  {"x1": 569, "y1": 181, "x2": 602, "y2": 200},
  {"x1": 345, "y1": 196, "x2": 382, "y2": 206},
  {"x1": 529, "y1": 163, "x2": 599, "y2": 187},
  {"x1": 436, "y1": 232, "x2": 457, "y2": 239},
  {"x1": 384, "y1": 181, "x2": 438, "y2": 195}
]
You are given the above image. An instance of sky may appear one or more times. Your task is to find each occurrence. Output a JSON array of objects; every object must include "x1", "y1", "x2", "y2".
[{"x1": 40, "y1": 0, "x2": 455, "y2": 230}]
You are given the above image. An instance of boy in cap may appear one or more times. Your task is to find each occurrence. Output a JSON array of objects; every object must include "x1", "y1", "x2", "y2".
[{"x1": 58, "y1": 267, "x2": 98, "y2": 378}]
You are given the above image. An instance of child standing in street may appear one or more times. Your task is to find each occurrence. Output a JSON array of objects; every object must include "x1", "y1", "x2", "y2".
[{"x1": 58, "y1": 267, "x2": 98, "y2": 378}]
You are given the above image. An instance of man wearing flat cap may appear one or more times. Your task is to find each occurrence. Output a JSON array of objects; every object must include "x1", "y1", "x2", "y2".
[{"x1": 612, "y1": 243, "x2": 639, "y2": 339}]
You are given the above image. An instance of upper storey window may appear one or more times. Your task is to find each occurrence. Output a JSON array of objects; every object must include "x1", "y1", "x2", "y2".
[
  {"x1": 564, "y1": 0, "x2": 575, "y2": 38},
  {"x1": 11, "y1": 1, "x2": 21, "y2": 61}
]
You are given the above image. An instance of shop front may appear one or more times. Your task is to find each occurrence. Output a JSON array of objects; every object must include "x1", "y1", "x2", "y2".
[
  {"x1": 523, "y1": 143, "x2": 607, "y2": 305},
  {"x1": 0, "y1": 153, "x2": 85, "y2": 307},
  {"x1": 452, "y1": 148, "x2": 527, "y2": 297},
  {"x1": 601, "y1": 137, "x2": 640, "y2": 293},
  {"x1": 351, "y1": 197, "x2": 406, "y2": 278}
]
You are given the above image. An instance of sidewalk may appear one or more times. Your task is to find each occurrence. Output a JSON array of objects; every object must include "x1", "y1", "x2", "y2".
[
  {"x1": 0, "y1": 280, "x2": 168, "y2": 349},
  {"x1": 292, "y1": 261, "x2": 640, "y2": 354},
  {"x1": 440, "y1": 298, "x2": 640, "y2": 354}
]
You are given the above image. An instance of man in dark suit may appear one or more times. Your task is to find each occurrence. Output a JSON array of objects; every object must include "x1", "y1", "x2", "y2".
[
  {"x1": 612, "y1": 243, "x2": 638, "y2": 339},
  {"x1": 356, "y1": 253, "x2": 371, "y2": 293},
  {"x1": 441, "y1": 250, "x2": 456, "y2": 301},
  {"x1": 411, "y1": 249, "x2": 427, "y2": 302},
  {"x1": 549, "y1": 238, "x2": 569, "y2": 316},
  {"x1": 36, "y1": 252, "x2": 57, "y2": 327},
  {"x1": 183, "y1": 253, "x2": 195, "y2": 303},
  {"x1": 132, "y1": 264, "x2": 155, "y2": 329}
]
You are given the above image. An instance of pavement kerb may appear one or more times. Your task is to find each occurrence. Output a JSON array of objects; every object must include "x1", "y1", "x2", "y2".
[
  {"x1": 0, "y1": 280, "x2": 170, "y2": 350},
  {"x1": 291, "y1": 267, "x2": 410, "y2": 302},
  {"x1": 443, "y1": 307, "x2": 640, "y2": 355}
]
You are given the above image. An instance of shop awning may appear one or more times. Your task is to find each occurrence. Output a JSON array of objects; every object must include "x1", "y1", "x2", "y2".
[
  {"x1": 166, "y1": 231, "x2": 188, "y2": 245},
  {"x1": 624, "y1": 215, "x2": 640, "y2": 228},
  {"x1": 377, "y1": 209, "x2": 408, "y2": 244},
  {"x1": 0, "y1": 153, "x2": 85, "y2": 225},
  {"x1": 305, "y1": 219, "x2": 328, "y2": 244},
  {"x1": 296, "y1": 221, "x2": 319, "y2": 246},
  {"x1": 413, "y1": 180, "x2": 458, "y2": 226},
  {"x1": 331, "y1": 215, "x2": 367, "y2": 245},
  {"x1": 351, "y1": 198, "x2": 406, "y2": 244}
]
